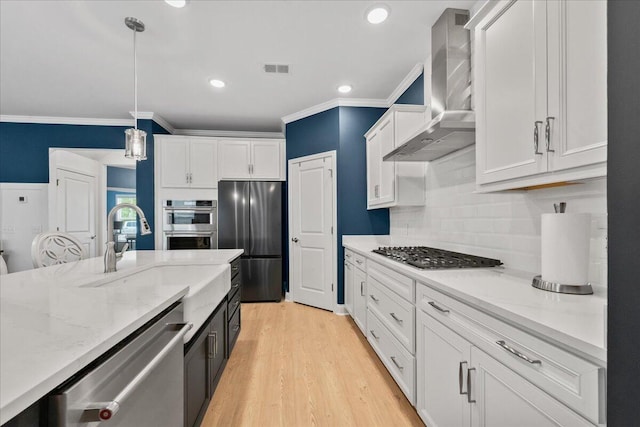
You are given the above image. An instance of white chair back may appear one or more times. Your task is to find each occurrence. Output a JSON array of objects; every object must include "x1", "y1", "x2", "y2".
[{"x1": 31, "y1": 232, "x2": 86, "y2": 268}]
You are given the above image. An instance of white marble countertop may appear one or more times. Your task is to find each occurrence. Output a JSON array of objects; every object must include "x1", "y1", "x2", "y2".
[
  {"x1": 343, "y1": 236, "x2": 607, "y2": 365},
  {"x1": 0, "y1": 249, "x2": 243, "y2": 425}
]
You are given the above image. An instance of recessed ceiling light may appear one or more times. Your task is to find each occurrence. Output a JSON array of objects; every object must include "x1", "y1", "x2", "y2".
[
  {"x1": 366, "y1": 4, "x2": 390, "y2": 24},
  {"x1": 165, "y1": 0, "x2": 187, "y2": 8},
  {"x1": 338, "y1": 85, "x2": 352, "y2": 94},
  {"x1": 209, "y1": 79, "x2": 226, "y2": 88}
]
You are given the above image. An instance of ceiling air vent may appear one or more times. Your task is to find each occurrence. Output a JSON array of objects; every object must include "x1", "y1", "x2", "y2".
[{"x1": 264, "y1": 64, "x2": 289, "y2": 74}]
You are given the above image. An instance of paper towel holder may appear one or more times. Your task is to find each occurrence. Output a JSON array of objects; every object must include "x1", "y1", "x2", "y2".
[{"x1": 532, "y1": 275, "x2": 593, "y2": 295}]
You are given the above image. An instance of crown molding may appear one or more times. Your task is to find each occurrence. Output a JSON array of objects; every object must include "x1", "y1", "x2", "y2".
[
  {"x1": 281, "y1": 98, "x2": 389, "y2": 125},
  {"x1": 281, "y1": 62, "x2": 424, "y2": 125},
  {"x1": 130, "y1": 111, "x2": 176, "y2": 134},
  {"x1": 385, "y1": 62, "x2": 424, "y2": 105},
  {"x1": 172, "y1": 129, "x2": 285, "y2": 139},
  {"x1": 0, "y1": 115, "x2": 133, "y2": 127}
]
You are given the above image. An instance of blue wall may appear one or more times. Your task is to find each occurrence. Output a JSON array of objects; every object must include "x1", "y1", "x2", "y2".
[
  {"x1": 284, "y1": 72, "x2": 424, "y2": 305},
  {"x1": 396, "y1": 72, "x2": 424, "y2": 105},
  {"x1": 0, "y1": 120, "x2": 168, "y2": 249},
  {"x1": 107, "y1": 166, "x2": 136, "y2": 189}
]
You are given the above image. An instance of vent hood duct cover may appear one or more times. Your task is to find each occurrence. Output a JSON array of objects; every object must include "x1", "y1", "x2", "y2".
[{"x1": 385, "y1": 8, "x2": 474, "y2": 162}]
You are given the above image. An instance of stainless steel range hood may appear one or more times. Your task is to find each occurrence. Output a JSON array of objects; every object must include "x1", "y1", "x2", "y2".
[{"x1": 384, "y1": 8, "x2": 474, "y2": 162}]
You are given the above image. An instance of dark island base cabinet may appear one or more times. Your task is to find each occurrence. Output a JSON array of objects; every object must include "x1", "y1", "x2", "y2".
[
  {"x1": 184, "y1": 258, "x2": 242, "y2": 427},
  {"x1": 184, "y1": 301, "x2": 227, "y2": 427}
]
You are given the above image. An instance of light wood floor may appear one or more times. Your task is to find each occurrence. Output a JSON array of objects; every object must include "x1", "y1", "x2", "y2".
[{"x1": 202, "y1": 302, "x2": 424, "y2": 427}]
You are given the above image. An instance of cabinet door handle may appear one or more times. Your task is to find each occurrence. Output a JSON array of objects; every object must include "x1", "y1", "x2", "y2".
[
  {"x1": 390, "y1": 312, "x2": 403, "y2": 324},
  {"x1": 390, "y1": 356, "x2": 404, "y2": 370},
  {"x1": 374, "y1": 184, "x2": 379, "y2": 198},
  {"x1": 496, "y1": 340, "x2": 542, "y2": 365},
  {"x1": 345, "y1": 253, "x2": 352, "y2": 259},
  {"x1": 207, "y1": 332, "x2": 215, "y2": 359},
  {"x1": 233, "y1": 324, "x2": 240, "y2": 332},
  {"x1": 545, "y1": 116, "x2": 555, "y2": 152},
  {"x1": 233, "y1": 300, "x2": 240, "y2": 308},
  {"x1": 360, "y1": 281, "x2": 365, "y2": 296},
  {"x1": 370, "y1": 330, "x2": 380, "y2": 340},
  {"x1": 428, "y1": 301, "x2": 450, "y2": 314},
  {"x1": 186, "y1": 173, "x2": 189, "y2": 184},
  {"x1": 534, "y1": 121, "x2": 544, "y2": 155},
  {"x1": 459, "y1": 361, "x2": 468, "y2": 395},
  {"x1": 467, "y1": 367, "x2": 476, "y2": 403},
  {"x1": 370, "y1": 294, "x2": 379, "y2": 303}
]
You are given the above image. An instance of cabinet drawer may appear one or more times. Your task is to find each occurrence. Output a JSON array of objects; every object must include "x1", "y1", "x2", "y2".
[
  {"x1": 228, "y1": 287, "x2": 241, "y2": 320},
  {"x1": 228, "y1": 306, "x2": 241, "y2": 356},
  {"x1": 367, "y1": 309, "x2": 415, "y2": 405},
  {"x1": 229, "y1": 274, "x2": 241, "y2": 299},
  {"x1": 230, "y1": 258, "x2": 241, "y2": 279},
  {"x1": 368, "y1": 260, "x2": 414, "y2": 303},
  {"x1": 367, "y1": 276, "x2": 415, "y2": 354},
  {"x1": 417, "y1": 284, "x2": 603, "y2": 424}
]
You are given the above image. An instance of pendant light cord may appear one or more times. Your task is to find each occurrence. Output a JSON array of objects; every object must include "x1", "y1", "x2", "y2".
[{"x1": 133, "y1": 27, "x2": 138, "y2": 130}]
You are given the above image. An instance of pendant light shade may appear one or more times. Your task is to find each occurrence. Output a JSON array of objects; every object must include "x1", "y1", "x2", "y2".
[
  {"x1": 124, "y1": 17, "x2": 147, "y2": 161},
  {"x1": 125, "y1": 128, "x2": 147, "y2": 159}
]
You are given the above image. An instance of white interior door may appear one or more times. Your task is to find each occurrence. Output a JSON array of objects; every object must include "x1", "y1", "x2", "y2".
[
  {"x1": 56, "y1": 168, "x2": 96, "y2": 257},
  {"x1": 289, "y1": 153, "x2": 335, "y2": 311}
]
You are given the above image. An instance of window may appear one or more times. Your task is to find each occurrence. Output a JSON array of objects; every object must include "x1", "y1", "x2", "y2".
[{"x1": 115, "y1": 194, "x2": 137, "y2": 221}]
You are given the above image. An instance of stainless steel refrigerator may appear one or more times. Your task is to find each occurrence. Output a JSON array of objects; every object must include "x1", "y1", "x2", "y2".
[{"x1": 218, "y1": 181, "x2": 282, "y2": 302}]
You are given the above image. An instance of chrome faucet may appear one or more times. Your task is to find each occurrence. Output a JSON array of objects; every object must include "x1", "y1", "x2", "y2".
[{"x1": 104, "y1": 203, "x2": 152, "y2": 273}]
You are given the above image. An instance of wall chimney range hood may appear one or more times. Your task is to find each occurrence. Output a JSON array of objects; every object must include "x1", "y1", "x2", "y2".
[{"x1": 384, "y1": 8, "x2": 475, "y2": 162}]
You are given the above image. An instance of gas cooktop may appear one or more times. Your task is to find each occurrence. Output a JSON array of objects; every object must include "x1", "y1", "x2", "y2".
[{"x1": 372, "y1": 246, "x2": 503, "y2": 270}]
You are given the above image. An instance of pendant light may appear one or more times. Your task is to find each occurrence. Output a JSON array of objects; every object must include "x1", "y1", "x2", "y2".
[{"x1": 124, "y1": 17, "x2": 147, "y2": 161}]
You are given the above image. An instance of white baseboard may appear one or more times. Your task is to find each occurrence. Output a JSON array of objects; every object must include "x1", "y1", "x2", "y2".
[
  {"x1": 284, "y1": 292, "x2": 292, "y2": 302},
  {"x1": 334, "y1": 304, "x2": 348, "y2": 316}
]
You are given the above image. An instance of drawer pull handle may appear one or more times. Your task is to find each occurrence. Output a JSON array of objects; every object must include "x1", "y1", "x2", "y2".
[
  {"x1": 234, "y1": 300, "x2": 240, "y2": 307},
  {"x1": 390, "y1": 312, "x2": 403, "y2": 324},
  {"x1": 496, "y1": 340, "x2": 542, "y2": 365},
  {"x1": 459, "y1": 361, "x2": 468, "y2": 395},
  {"x1": 370, "y1": 295, "x2": 380, "y2": 303},
  {"x1": 390, "y1": 356, "x2": 404, "y2": 370},
  {"x1": 356, "y1": 259, "x2": 363, "y2": 265},
  {"x1": 370, "y1": 330, "x2": 380, "y2": 340},
  {"x1": 467, "y1": 367, "x2": 476, "y2": 403},
  {"x1": 232, "y1": 282, "x2": 240, "y2": 289},
  {"x1": 232, "y1": 266, "x2": 239, "y2": 271},
  {"x1": 345, "y1": 254, "x2": 352, "y2": 258},
  {"x1": 428, "y1": 301, "x2": 450, "y2": 314}
]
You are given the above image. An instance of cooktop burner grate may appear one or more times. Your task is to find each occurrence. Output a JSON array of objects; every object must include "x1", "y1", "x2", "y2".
[{"x1": 372, "y1": 246, "x2": 503, "y2": 270}]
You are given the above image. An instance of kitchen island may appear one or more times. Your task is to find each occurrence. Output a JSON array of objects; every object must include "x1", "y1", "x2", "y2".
[{"x1": 0, "y1": 249, "x2": 242, "y2": 425}]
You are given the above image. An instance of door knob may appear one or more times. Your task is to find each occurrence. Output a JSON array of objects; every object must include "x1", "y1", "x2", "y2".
[
  {"x1": 90, "y1": 235, "x2": 96, "y2": 240},
  {"x1": 291, "y1": 237, "x2": 299, "y2": 243}
]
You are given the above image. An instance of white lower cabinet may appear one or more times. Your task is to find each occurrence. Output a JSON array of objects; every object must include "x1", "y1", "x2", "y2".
[
  {"x1": 352, "y1": 266, "x2": 367, "y2": 333},
  {"x1": 344, "y1": 249, "x2": 366, "y2": 334},
  {"x1": 367, "y1": 309, "x2": 416, "y2": 405},
  {"x1": 471, "y1": 347, "x2": 592, "y2": 427},
  {"x1": 344, "y1": 261, "x2": 354, "y2": 316},
  {"x1": 416, "y1": 283, "x2": 600, "y2": 427},
  {"x1": 417, "y1": 311, "x2": 471, "y2": 427}
]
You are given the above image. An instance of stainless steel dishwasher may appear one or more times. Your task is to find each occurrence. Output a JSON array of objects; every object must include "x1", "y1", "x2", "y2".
[{"x1": 50, "y1": 303, "x2": 192, "y2": 427}]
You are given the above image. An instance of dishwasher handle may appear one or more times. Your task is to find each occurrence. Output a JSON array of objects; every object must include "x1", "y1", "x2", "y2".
[{"x1": 84, "y1": 322, "x2": 192, "y2": 422}]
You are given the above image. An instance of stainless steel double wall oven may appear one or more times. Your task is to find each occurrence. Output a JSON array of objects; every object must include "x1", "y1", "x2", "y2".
[{"x1": 163, "y1": 200, "x2": 217, "y2": 250}]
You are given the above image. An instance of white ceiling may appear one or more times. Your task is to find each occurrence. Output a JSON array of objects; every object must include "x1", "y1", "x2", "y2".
[{"x1": 0, "y1": 0, "x2": 475, "y2": 132}]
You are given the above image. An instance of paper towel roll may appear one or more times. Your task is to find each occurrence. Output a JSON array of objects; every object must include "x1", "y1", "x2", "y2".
[{"x1": 541, "y1": 213, "x2": 591, "y2": 285}]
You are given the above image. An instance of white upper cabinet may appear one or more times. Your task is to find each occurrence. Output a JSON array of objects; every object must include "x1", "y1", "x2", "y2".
[
  {"x1": 365, "y1": 105, "x2": 428, "y2": 210},
  {"x1": 471, "y1": 0, "x2": 607, "y2": 191},
  {"x1": 157, "y1": 136, "x2": 218, "y2": 189},
  {"x1": 218, "y1": 139, "x2": 285, "y2": 181}
]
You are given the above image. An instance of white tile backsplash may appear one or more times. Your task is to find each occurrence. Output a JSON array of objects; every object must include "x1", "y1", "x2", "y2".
[{"x1": 390, "y1": 148, "x2": 608, "y2": 286}]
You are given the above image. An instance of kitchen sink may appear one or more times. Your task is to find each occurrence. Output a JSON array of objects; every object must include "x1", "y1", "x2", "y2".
[{"x1": 83, "y1": 264, "x2": 231, "y2": 342}]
